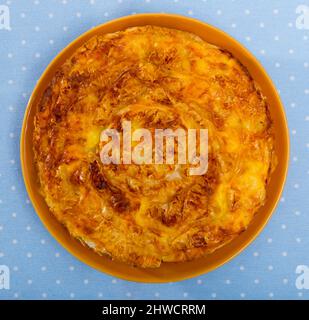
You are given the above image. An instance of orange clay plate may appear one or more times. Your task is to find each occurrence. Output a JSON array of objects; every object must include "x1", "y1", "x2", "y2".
[{"x1": 20, "y1": 14, "x2": 289, "y2": 283}]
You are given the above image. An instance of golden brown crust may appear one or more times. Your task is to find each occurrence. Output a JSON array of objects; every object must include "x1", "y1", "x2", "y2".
[{"x1": 33, "y1": 26, "x2": 276, "y2": 267}]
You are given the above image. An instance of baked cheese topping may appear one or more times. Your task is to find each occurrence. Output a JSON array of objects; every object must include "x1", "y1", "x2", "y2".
[{"x1": 33, "y1": 26, "x2": 276, "y2": 267}]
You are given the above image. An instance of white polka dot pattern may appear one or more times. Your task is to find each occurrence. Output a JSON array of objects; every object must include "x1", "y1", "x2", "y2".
[{"x1": 0, "y1": 0, "x2": 308, "y2": 300}]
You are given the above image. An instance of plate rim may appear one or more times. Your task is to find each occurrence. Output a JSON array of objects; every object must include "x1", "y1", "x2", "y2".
[{"x1": 20, "y1": 13, "x2": 290, "y2": 283}]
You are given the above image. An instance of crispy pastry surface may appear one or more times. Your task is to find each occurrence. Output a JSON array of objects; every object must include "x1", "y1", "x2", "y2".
[{"x1": 33, "y1": 26, "x2": 276, "y2": 267}]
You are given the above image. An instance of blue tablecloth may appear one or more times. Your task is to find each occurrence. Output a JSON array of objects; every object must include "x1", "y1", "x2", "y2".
[{"x1": 0, "y1": 0, "x2": 308, "y2": 300}]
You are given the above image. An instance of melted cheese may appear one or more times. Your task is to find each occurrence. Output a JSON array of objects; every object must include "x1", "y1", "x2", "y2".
[{"x1": 33, "y1": 26, "x2": 276, "y2": 267}]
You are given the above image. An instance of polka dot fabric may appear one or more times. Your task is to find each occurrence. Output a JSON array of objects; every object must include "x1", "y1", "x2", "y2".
[{"x1": 0, "y1": 0, "x2": 308, "y2": 300}]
